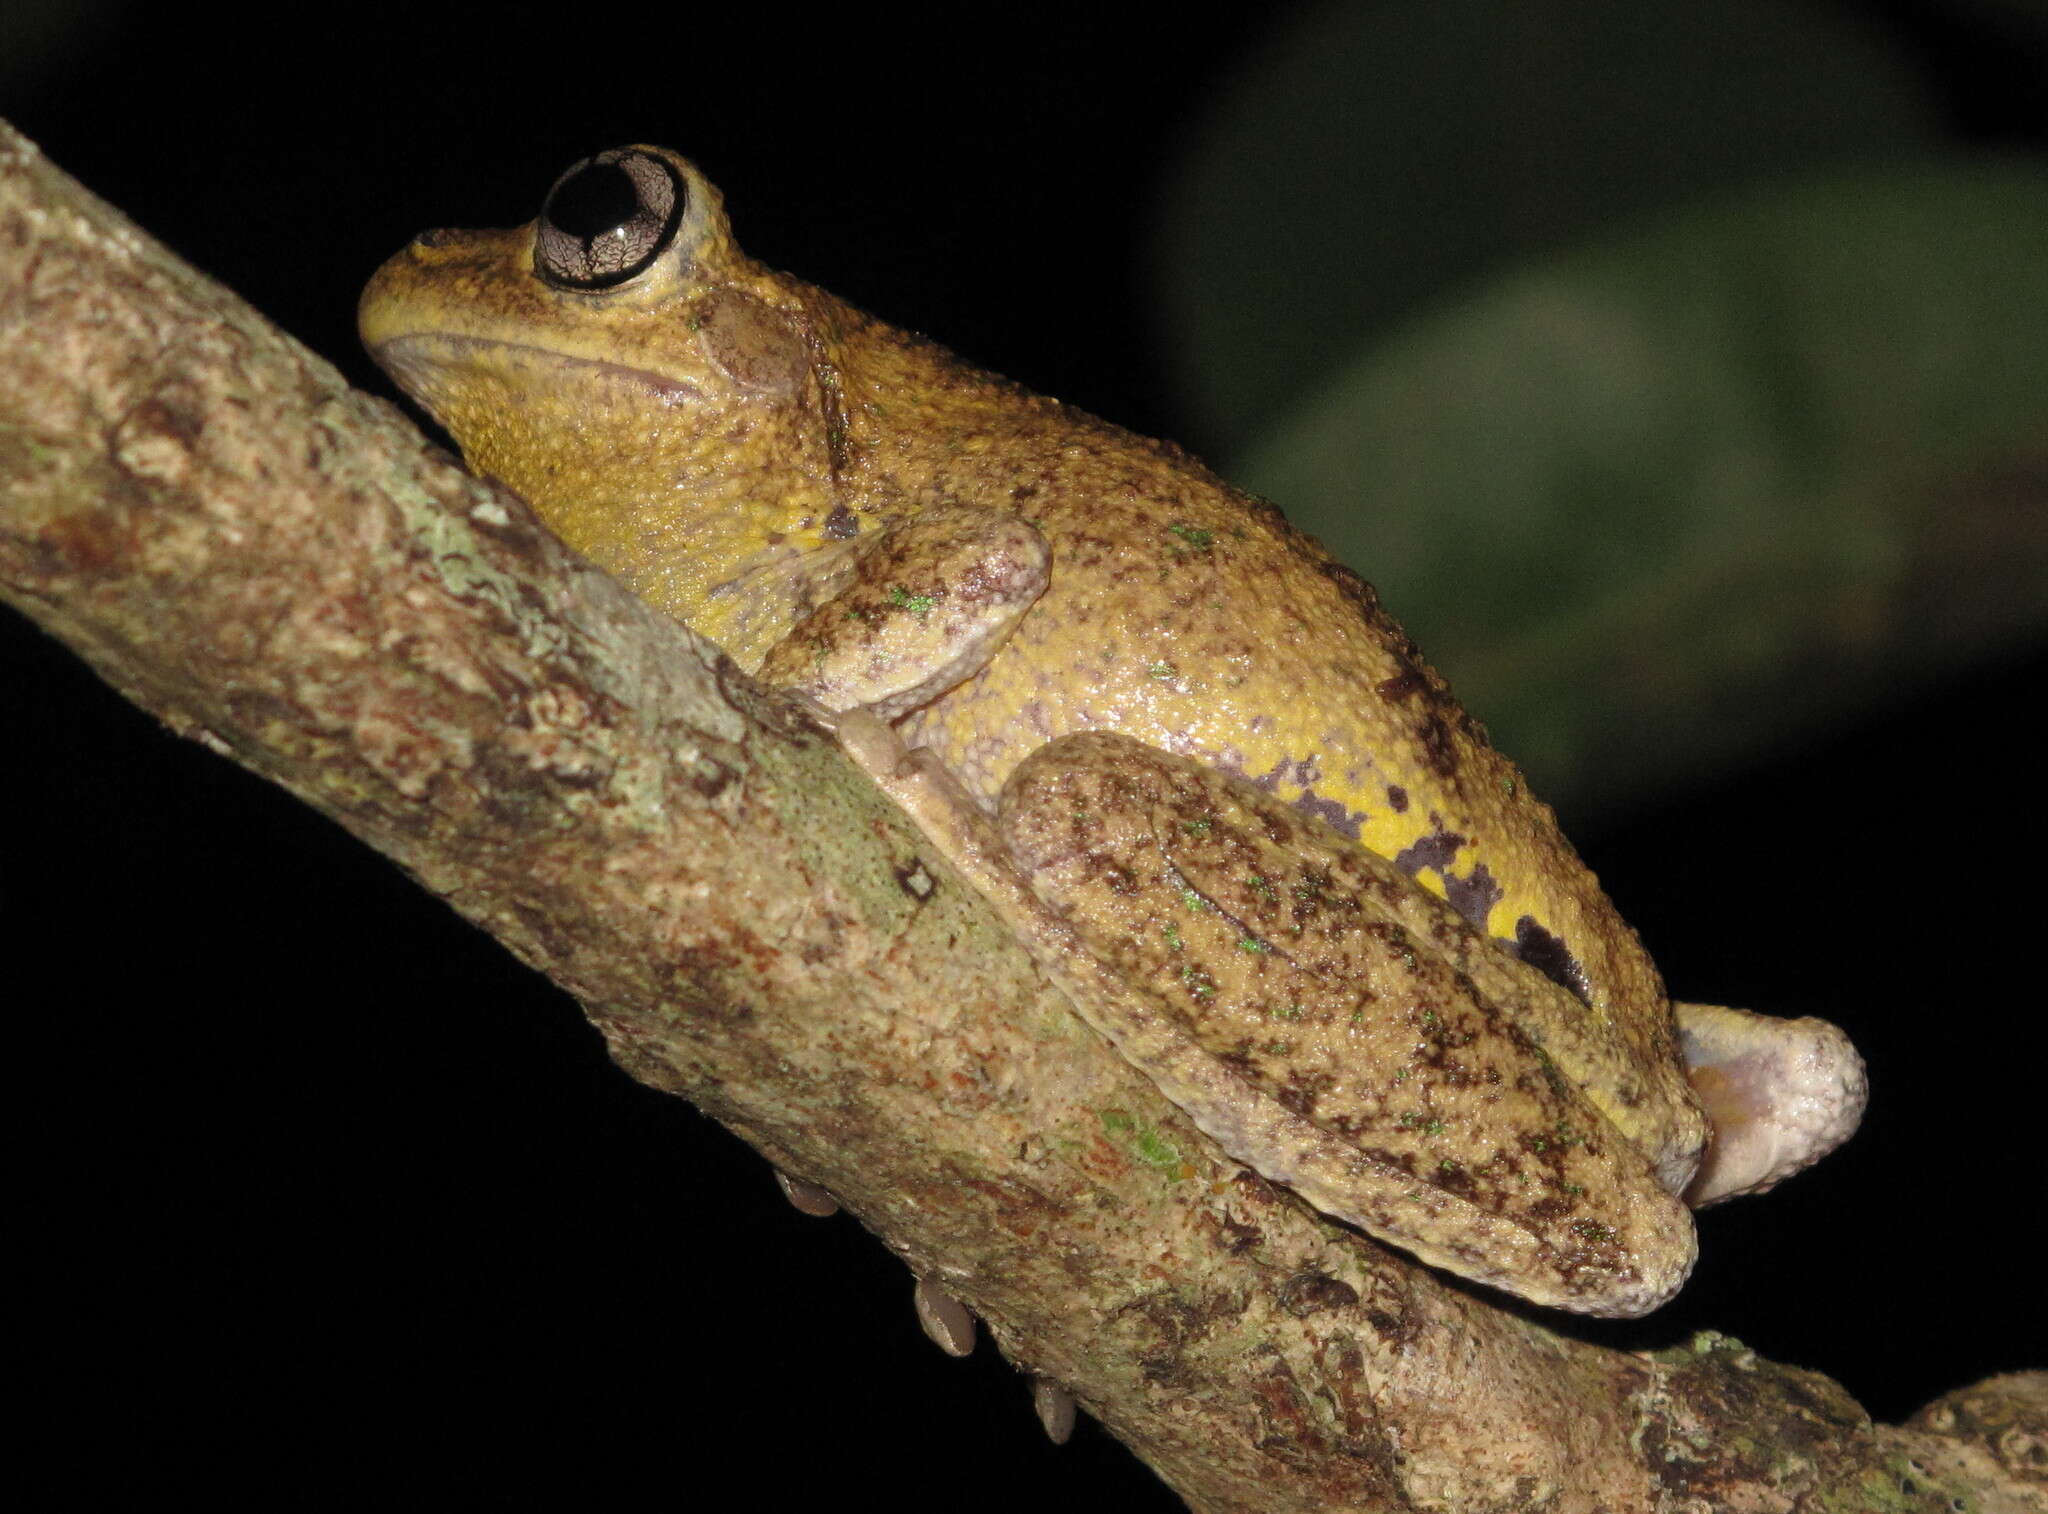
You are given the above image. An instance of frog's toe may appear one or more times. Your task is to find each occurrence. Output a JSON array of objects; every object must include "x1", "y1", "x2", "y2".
[
  {"x1": 772, "y1": 1168, "x2": 841, "y2": 1217},
  {"x1": 1675, "y1": 1002, "x2": 1869, "y2": 1206},
  {"x1": 1032, "y1": 1379, "x2": 1078, "y2": 1445},
  {"x1": 913, "y1": 1277, "x2": 978, "y2": 1357}
]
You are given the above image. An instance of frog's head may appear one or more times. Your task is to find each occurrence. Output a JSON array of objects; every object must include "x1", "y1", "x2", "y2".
[{"x1": 360, "y1": 147, "x2": 840, "y2": 630}]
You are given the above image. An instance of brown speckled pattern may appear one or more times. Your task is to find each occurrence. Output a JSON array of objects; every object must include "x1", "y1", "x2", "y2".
[{"x1": 997, "y1": 733, "x2": 1695, "y2": 1315}]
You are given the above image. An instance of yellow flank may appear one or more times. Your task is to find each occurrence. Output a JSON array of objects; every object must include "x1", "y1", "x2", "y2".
[{"x1": 359, "y1": 146, "x2": 1704, "y2": 1185}]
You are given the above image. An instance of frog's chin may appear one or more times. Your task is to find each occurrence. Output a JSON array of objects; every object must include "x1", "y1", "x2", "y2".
[{"x1": 369, "y1": 332, "x2": 709, "y2": 419}]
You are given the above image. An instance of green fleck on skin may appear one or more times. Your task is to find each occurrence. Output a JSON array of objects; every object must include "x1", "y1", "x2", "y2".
[{"x1": 887, "y1": 586, "x2": 936, "y2": 619}]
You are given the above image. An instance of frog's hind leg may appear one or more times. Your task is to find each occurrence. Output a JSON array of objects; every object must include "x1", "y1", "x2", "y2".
[
  {"x1": 829, "y1": 707, "x2": 1698, "y2": 1315},
  {"x1": 757, "y1": 504, "x2": 1049, "y2": 719},
  {"x1": 982, "y1": 732, "x2": 1699, "y2": 1317},
  {"x1": 1675, "y1": 1002, "x2": 1868, "y2": 1205}
]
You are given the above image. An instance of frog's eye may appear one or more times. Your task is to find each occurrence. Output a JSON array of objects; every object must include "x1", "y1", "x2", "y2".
[{"x1": 534, "y1": 148, "x2": 686, "y2": 291}]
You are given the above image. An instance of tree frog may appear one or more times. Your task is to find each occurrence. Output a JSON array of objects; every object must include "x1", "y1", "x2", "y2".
[{"x1": 360, "y1": 147, "x2": 1865, "y2": 1317}]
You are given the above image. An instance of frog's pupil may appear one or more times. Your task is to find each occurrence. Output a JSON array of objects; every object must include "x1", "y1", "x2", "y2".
[{"x1": 547, "y1": 162, "x2": 642, "y2": 242}]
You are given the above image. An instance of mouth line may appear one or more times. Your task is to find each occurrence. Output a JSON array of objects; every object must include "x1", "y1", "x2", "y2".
[{"x1": 373, "y1": 332, "x2": 705, "y2": 404}]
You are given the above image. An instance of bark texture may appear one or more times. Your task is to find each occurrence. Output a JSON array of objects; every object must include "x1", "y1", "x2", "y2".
[{"x1": 3, "y1": 121, "x2": 2040, "y2": 1513}]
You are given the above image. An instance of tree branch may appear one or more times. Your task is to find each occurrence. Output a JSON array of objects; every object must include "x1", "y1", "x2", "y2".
[{"x1": 3, "y1": 121, "x2": 2037, "y2": 1512}]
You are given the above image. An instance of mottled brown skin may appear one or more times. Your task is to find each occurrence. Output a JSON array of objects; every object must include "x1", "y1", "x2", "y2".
[
  {"x1": 1000, "y1": 734, "x2": 1695, "y2": 1313},
  {"x1": 360, "y1": 146, "x2": 1730, "y2": 1313}
]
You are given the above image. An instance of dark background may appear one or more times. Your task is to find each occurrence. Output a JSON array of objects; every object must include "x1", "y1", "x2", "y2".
[{"x1": 6, "y1": 3, "x2": 2042, "y2": 1506}]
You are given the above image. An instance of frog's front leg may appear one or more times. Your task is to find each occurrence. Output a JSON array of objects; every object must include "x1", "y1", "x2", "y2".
[{"x1": 757, "y1": 502, "x2": 1050, "y2": 719}]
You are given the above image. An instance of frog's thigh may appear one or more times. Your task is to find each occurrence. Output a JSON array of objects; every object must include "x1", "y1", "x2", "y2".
[
  {"x1": 757, "y1": 503, "x2": 1049, "y2": 719},
  {"x1": 996, "y1": 731, "x2": 1696, "y2": 1318},
  {"x1": 1675, "y1": 1001, "x2": 1869, "y2": 1205}
]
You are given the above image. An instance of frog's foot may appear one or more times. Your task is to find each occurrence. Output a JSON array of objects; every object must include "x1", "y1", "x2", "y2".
[
  {"x1": 1675, "y1": 1002, "x2": 1868, "y2": 1206},
  {"x1": 758, "y1": 503, "x2": 1049, "y2": 719}
]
